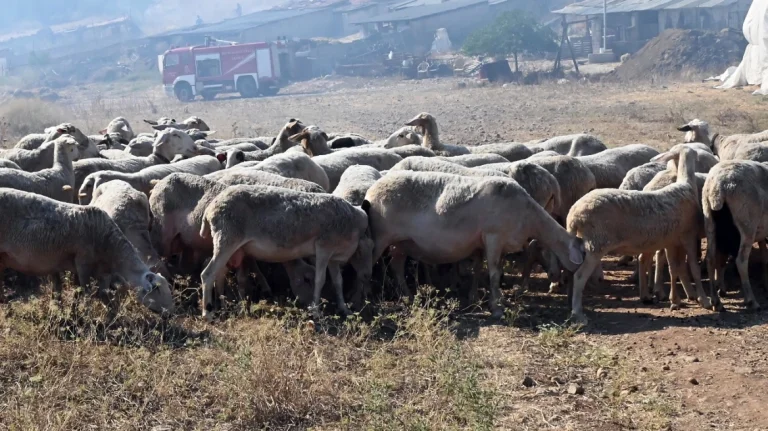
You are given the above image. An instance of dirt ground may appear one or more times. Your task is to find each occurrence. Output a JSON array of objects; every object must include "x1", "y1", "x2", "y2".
[{"x1": 2, "y1": 77, "x2": 768, "y2": 430}]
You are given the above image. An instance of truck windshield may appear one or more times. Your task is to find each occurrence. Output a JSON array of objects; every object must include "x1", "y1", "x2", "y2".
[{"x1": 164, "y1": 54, "x2": 180, "y2": 67}]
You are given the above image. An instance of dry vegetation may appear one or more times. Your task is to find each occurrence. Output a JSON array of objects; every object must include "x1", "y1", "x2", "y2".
[{"x1": 2, "y1": 78, "x2": 768, "y2": 430}]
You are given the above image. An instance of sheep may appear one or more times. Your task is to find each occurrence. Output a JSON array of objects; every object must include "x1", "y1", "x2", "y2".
[
  {"x1": 239, "y1": 119, "x2": 306, "y2": 163},
  {"x1": 0, "y1": 160, "x2": 21, "y2": 170},
  {"x1": 528, "y1": 150, "x2": 561, "y2": 159},
  {"x1": 125, "y1": 134, "x2": 156, "y2": 157},
  {"x1": 619, "y1": 162, "x2": 667, "y2": 191},
  {"x1": 90, "y1": 180, "x2": 168, "y2": 277},
  {"x1": 333, "y1": 165, "x2": 383, "y2": 206},
  {"x1": 702, "y1": 160, "x2": 768, "y2": 312},
  {"x1": 214, "y1": 142, "x2": 262, "y2": 153},
  {"x1": 363, "y1": 171, "x2": 586, "y2": 318},
  {"x1": 225, "y1": 149, "x2": 261, "y2": 168},
  {"x1": 99, "y1": 116, "x2": 135, "y2": 142},
  {"x1": 75, "y1": 128, "x2": 198, "y2": 199},
  {"x1": 210, "y1": 137, "x2": 270, "y2": 150},
  {"x1": 307, "y1": 139, "x2": 402, "y2": 191},
  {"x1": 0, "y1": 141, "x2": 58, "y2": 172},
  {"x1": 388, "y1": 145, "x2": 436, "y2": 159},
  {"x1": 79, "y1": 155, "x2": 222, "y2": 204},
  {"x1": 576, "y1": 144, "x2": 660, "y2": 189},
  {"x1": 378, "y1": 127, "x2": 422, "y2": 148},
  {"x1": 664, "y1": 143, "x2": 718, "y2": 173},
  {"x1": 435, "y1": 153, "x2": 509, "y2": 167},
  {"x1": 146, "y1": 115, "x2": 210, "y2": 131},
  {"x1": 149, "y1": 173, "x2": 323, "y2": 306},
  {"x1": 391, "y1": 156, "x2": 507, "y2": 178},
  {"x1": 679, "y1": 119, "x2": 768, "y2": 161},
  {"x1": 0, "y1": 136, "x2": 79, "y2": 202},
  {"x1": 328, "y1": 133, "x2": 374, "y2": 149},
  {"x1": 469, "y1": 142, "x2": 533, "y2": 162},
  {"x1": 0, "y1": 187, "x2": 174, "y2": 315},
  {"x1": 502, "y1": 161, "x2": 561, "y2": 215},
  {"x1": 641, "y1": 161, "x2": 708, "y2": 303},
  {"x1": 199, "y1": 184, "x2": 372, "y2": 320},
  {"x1": 405, "y1": 113, "x2": 470, "y2": 156},
  {"x1": 15, "y1": 123, "x2": 88, "y2": 150},
  {"x1": 237, "y1": 152, "x2": 331, "y2": 191},
  {"x1": 566, "y1": 147, "x2": 711, "y2": 323},
  {"x1": 528, "y1": 134, "x2": 607, "y2": 157}
]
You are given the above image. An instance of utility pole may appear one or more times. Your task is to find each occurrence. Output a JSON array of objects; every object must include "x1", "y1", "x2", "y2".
[{"x1": 602, "y1": 0, "x2": 607, "y2": 52}]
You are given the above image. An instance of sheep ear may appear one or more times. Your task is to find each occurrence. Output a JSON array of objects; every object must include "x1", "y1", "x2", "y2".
[
  {"x1": 144, "y1": 119, "x2": 159, "y2": 126},
  {"x1": 98, "y1": 128, "x2": 107, "y2": 135},
  {"x1": 677, "y1": 124, "x2": 692, "y2": 132},
  {"x1": 568, "y1": 238, "x2": 585, "y2": 265}
]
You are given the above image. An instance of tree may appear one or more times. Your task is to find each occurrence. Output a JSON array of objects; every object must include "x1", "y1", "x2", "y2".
[{"x1": 463, "y1": 11, "x2": 557, "y2": 73}]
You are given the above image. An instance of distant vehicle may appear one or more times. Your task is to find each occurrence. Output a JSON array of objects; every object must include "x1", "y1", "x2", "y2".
[{"x1": 159, "y1": 39, "x2": 288, "y2": 102}]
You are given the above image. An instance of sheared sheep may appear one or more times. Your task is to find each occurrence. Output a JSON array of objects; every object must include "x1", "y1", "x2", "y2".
[
  {"x1": 0, "y1": 187, "x2": 174, "y2": 315},
  {"x1": 576, "y1": 144, "x2": 660, "y2": 189},
  {"x1": 236, "y1": 152, "x2": 331, "y2": 191},
  {"x1": 390, "y1": 156, "x2": 506, "y2": 179},
  {"x1": 74, "y1": 128, "x2": 198, "y2": 199},
  {"x1": 363, "y1": 171, "x2": 586, "y2": 318},
  {"x1": 333, "y1": 165, "x2": 382, "y2": 206},
  {"x1": 679, "y1": 119, "x2": 768, "y2": 161},
  {"x1": 199, "y1": 184, "x2": 372, "y2": 320},
  {"x1": 79, "y1": 155, "x2": 222, "y2": 204},
  {"x1": 90, "y1": 180, "x2": 168, "y2": 277},
  {"x1": 405, "y1": 113, "x2": 470, "y2": 156},
  {"x1": 702, "y1": 159, "x2": 768, "y2": 311},
  {"x1": 435, "y1": 153, "x2": 509, "y2": 167},
  {"x1": 99, "y1": 116, "x2": 135, "y2": 142},
  {"x1": 0, "y1": 136, "x2": 79, "y2": 202},
  {"x1": 388, "y1": 145, "x2": 436, "y2": 159},
  {"x1": 566, "y1": 147, "x2": 710, "y2": 323},
  {"x1": 528, "y1": 134, "x2": 607, "y2": 157}
]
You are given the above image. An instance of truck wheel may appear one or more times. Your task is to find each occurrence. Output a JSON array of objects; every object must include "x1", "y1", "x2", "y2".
[
  {"x1": 260, "y1": 86, "x2": 279, "y2": 96},
  {"x1": 201, "y1": 90, "x2": 216, "y2": 101},
  {"x1": 175, "y1": 82, "x2": 193, "y2": 102},
  {"x1": 237, "y1": 77, "x2": 258, "y2": 98}
]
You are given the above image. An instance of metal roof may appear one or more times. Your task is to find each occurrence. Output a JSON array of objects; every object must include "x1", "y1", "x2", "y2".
[
  {"x1": 352, "y1": 0, "x2": 488, "y2": 23},
  {"x1": 553, "y1": 0, "x2": 741, "y2": 15},
  {"x1": 151, "y1": 9, "x2": 323, "y2": 37}
]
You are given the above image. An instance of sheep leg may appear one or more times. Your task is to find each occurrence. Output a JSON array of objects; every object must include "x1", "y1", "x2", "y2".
[
  {"x1": 328, "y1": 262, "x2": 351, "y2": 316},
  {"x1": 50, "y1": 273, "x2": 64, "y2": 302},
  {"x1": 735, "y1": 233, "x2": 760, "y2": 310},
  {"x1": 653, "y1": 249, "x2": 668, "y2": 301},
  {"x1": 682, "y1": 238, "x2": 713, "y2": 310},
  {"x1": 389, "y1": 251, "x2": 413, "y2": 301},
  {"x1": 483, "y1": 234, "x2": 504, "y2": 319},
  {"x1": 570, "y1": 252, "x2": 602, "y2": 324},
  {"x1": 469, "y1": 254, "x2": 483, "y2": 304},
  {"x1": 310, "y1": 250, "x2": 333, "y2": 318},
  {"x1": 519, "y1": 240, "x2": 540, "y2": 292},
  {"x1": 665, "y1": 246, "x2": 687, "y2": 310},
  {"x1": 638, "y1": 252, "x2": 654, "y2": 304},
  {"x1": 200, "y1": 241, "x2": 241, "y2": 322},
  {"x1": 251, "y1": 261, "x2": 273, "y2": 299},
  {"x1": 760, "y1": 240, "x2": 768, "y2": 291}
]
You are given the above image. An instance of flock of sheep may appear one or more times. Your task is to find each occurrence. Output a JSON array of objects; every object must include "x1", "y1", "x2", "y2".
[{"x1": 0, "y1": 112, "x2": 765, "y2": 323}]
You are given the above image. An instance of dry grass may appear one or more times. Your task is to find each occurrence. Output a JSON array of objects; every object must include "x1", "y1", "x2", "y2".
[{"x1": 0, "y1": 99, "x2": 66, "y2": 147}]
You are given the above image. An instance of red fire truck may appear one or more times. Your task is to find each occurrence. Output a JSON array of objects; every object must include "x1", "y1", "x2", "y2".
[{"x1": 159, "y1": 39, "x2": 287, "y2": 102}]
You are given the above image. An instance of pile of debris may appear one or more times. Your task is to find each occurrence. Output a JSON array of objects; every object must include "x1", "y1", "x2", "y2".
[{"x1": 614, "y1": 28, "x2": 747, "y2": 81}]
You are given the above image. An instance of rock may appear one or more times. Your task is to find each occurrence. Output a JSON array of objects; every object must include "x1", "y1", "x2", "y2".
[
  {"x1": 683, "y1": 356, "x2": 700, "y2": 363},
  {"x1": 522, "y1": 376, "x2": 536, "y2": 388},
  {"x1": 551, "y1": 376, "x2": 566, "y2": 385},
  {"x1": 640, "y1": 366, "x2": 648, "y2": 372},
  {"x1": 567, "y1": 383, "x2": 584, "y2": 395},
  {"x1": 688, "y1": 377, "x2": 699, "y2": 385},
  {"x1": 662, "y1": 364, "x2": 671, "y2": 371}
]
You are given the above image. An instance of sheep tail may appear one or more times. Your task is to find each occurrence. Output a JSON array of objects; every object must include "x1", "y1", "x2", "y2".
[{"x1": 706, "y1": 183, "x2": 728, "y2": 212}]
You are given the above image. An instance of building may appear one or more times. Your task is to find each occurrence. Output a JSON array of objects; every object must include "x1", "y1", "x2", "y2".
[
  {"x1": 553, "y1": 0, "x2": 752, "y2": 55},
  {"x1": 336, "y1": 3, "x2": 390, "y2": 36}
]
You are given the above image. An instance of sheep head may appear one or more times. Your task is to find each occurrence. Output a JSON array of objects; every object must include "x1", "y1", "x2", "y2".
[
  {"x1": 153, "y1": 129, "x2": 197, "y2": 160},
  {"x1": 677, "y1": 119, "x2": 710, "y2": 146},
  {"x1": 290, "y1": 129, "x2": 329, "y2": 157},
  {"x1": 182, "y1": 116, "x2": 210, "y2": 131}
]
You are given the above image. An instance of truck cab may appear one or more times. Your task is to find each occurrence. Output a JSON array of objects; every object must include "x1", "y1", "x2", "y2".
[{"x1": 159, "y1": 40, "x2": 286, "y2": 102}]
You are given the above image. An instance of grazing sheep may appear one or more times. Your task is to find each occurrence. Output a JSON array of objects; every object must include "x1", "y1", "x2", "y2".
[
  {"x1": 309, "y1": 140, "x2": 402, "y2": 191},
  {"x1": 435, "y1": 153, "x2": 509, "y2": 167},
  {"x1": 100, "y1": 116, "x2": 135, "y2": 142},
  {"x1": 0, "y1": 136, "x2": 79, "y2": 202},
  {"x1": 0, "y1": 141, "x2": 58, "y2": 172},
  {"x1": 469, "y1": 142, "x2": 533, "y2": 162},
  {"x1": 702, "y1": 160, "x2": 768, "y2": 311},
  {"x1": 576, "y1": 144, "x2": 660, "y2": 189},
  {"x1": 0, "y1": 188, "x2": 174, "y2": 314},
  {"x1": 239, "y1": 152, "x2": 331, "y2": 191},
  {"x1": 90, "y1": 180, "x2": 168, "y2": 277},
  {"x1": 391, "y1": 156, "x2": 506, "y2": 179},
  {"x1": 566, "y1": 147, "x2": 710, "y2": 323},
  {"x1": 503, "y1": 161, "x2": 562, "y2": 215},
  {"x1": 363, "y1": 171, "x2": 586, "y2": 317},
  {"x1": 664, "y1": 143, "x2": 718, "y2": 173},
  {"x1": 79, "y1": 155, "x2": 222, "y2": 204},
  {"x1": 199, "y1": 184, "x2": 372, "y2": 319},
  {"x1": 333, "y1": 165, "x2": 383, "y2": 206},
  {"x1": 74, "y1": 128, "x2": 198, "y2": 199},
  {"x1": 679, "y1": 119, "x2": 768, "y2": 161},
  {"x1": 619, "y1": 162, "x2": 667, "y2": 191},
  {"x1": 146, "y1": 116, "x2": 210, "y2": 131},
  {"x1": 528, "y1": 134, "x2": 607, "y2": 157},
  {"x1": 405, "y1": 113, "x2": 470, "y2": 156}
]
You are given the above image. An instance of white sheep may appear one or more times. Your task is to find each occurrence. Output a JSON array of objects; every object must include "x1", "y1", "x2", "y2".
[
  {"x1": 576, "y1": 144, "x2": 660, "y2": 188},
  {"x1": 0, "y1": 136, "x2": 79, "y2": 202},
  {"x1": 528, "y1": 134, "x2": 607, "y2": 157},
  {"x1": 435, "y1": 153, "x2": 509, "y2": 167},
  {"x1": 405, "y1": 113, "x2": 470, "y2": 156},
  {"x1": 333, "y1": 165, "x2": 382, "y2": 206}
]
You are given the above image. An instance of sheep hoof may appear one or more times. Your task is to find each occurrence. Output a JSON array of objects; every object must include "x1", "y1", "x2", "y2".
[
  {"x1": 641, "y1": 296, "x2": 655, "y2": 305},
  {"x1": 567, "y1": 312, "x2": 588, "y2": 326},
  {"x1": 669, "y1": 303, "x2": 681, "y2": 311},
  {"x1": 697, "y1": 296, "x2": 713, "y2": 310}
]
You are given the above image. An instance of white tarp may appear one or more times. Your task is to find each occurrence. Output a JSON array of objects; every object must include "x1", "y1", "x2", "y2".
[
  {"x1": 430, "y1": 28, "x2": 453, "y2": 54},
  {"x1": 718, "y1": 0, "x2": 768, "y2": 94}
]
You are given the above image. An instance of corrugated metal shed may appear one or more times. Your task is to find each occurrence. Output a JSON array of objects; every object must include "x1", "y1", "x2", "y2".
[
  {"x1": 151, "y1": 9, "x2": 322, "y2": 37},
  {"x1": 352, "y1": 0, "x2": 488, "y2": 23},
  {"x1": 553, "y1": 0, "x2": 740, "y2": 15}
]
